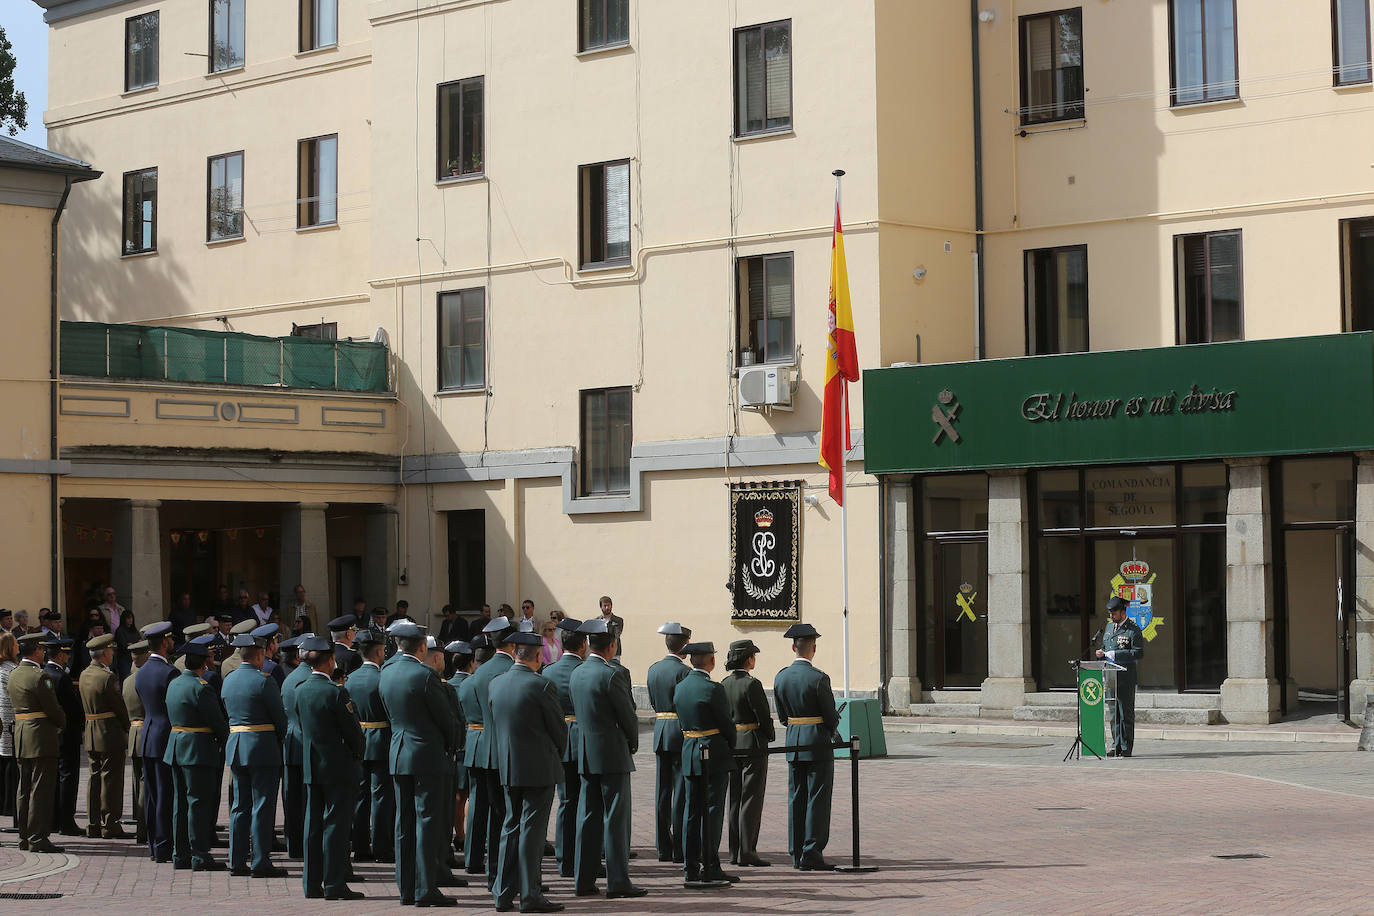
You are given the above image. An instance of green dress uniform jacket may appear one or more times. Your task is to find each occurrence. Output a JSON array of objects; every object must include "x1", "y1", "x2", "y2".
[
  {"x1": 446, "y1": 672, "x2": 469, "y2": 789},
  {"x1": 488, "y1": 662, "x2": 567, "y2": 910},
  {"x1": 297, "y1": 670, "x2": 365, "y2": 897},
  {"x1": 279, "y1": 660, "x2": 312, "y2": 859},
  {"x1": 1103, "y1": 617, "x2": 1145, "y2": 756},
  {"x1": 78, "y1": 661, "x2": 130, "y2": 836},
  {"x1": 457, "y1": 668, "x2": 489, "y2": 874},
  {"x1": 723, "y1": 669, "x2": 773, "y2": 863},
  {"x1": 163, "y1": 669, "x2": 229, "y2": 867},
  {"x1": 646, "y1": 654, "x2": 689, "y2": 861},
  {"x1": 540, "y1": 652, "x2": 581, "y2": 877},
  {"x1": 221, "y1": 662, "x2": 287, "y2": 872},
  {"x1": 568, "y1": 653, "x2": 638, "y2": 895},
  {"x1": 466, "y1": 650, "x2": 513, "y2": 884},
  {"x1": 773, "y1": 658, "x2": 839, "y2": 868},
  {"x1": 673, "y1": 668, "x2": 736, "y2": 879},
  {"x1": 378, "y1": 653, "x2": 459, "y2": 905},
  {"x1": 347, "y1": 660, "x2": 395, "y2": 861},
  {"x1": 7, "y1": 659, "x2": 65, "y2": 848},
  {"x1": 123, "y1": 662, "x2": 147, "y2": 843}
]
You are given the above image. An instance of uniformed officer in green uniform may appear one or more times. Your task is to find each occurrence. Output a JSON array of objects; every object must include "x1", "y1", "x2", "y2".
[
  {"x1": 773, "y1": 623, "x2": 838, "y2": 872},
  {"x1": 296, "y1": 635, "x2": 366, "y2": 900},
  {"x1": 568, "y1": 617, "x2": 646, "y2": 900},
  {"x1": 214, "y1": 618, "x2": 258, "y2": 679},
  {"x1": 77, "y1": 632, "x2": 129, "y2": 838},
  {"x1": 1097, "y1": 594, "x2": 1145, "y2": 758},
  {"x1": 422, "y1": 635, "x2": 466, "y2": 889},
  {"x1": 489, "y1": 630, "x2": 567, "y2": 913},
  {"x1": 540, "y1": 619, "x2": 584, "y2": 878},
  {"x1": 377, "y1": 621, "x2": 460, "y2": 907},
  {"x1": 723, "y1": 638, "x2": 773, "y2": 867},
  {"x1": 8, "y1": 632, "x2": 66, "y2": 852},
  {"x1": 646, "y1": 621, "x2": 691, "y2": 863},
  {"x1": 279, "y1": 632, "x2": 313, "y2": 860},
  {"x1": 124, "y1": 639, "x2": 150, "y2": 844},
  {"x1": 458, "y1": 634, "x2": 492, "y2": 874},
  {"x1": 221, "y1": 632, "x2": 288, "y2": 877},
  {"x1": 346, "y1": 629, "x2": 393, "y2": 863},
  {"x1": 163, "y1": 640, "x2": 229, "y2": 871},
  {"x1": 445, "y1": 639, "x2": 476, "y2": 860},
  {"x1": 467, "y1": 615, "x2": 515, "y2": 887},
  {"x1": 673, "y1": 641, "x2": 738, "y2": 888}
]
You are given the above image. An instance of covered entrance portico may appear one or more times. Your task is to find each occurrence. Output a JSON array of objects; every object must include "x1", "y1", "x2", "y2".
[{"x1": 869, "y1": 334, "x2": 1374, "y2": 724}]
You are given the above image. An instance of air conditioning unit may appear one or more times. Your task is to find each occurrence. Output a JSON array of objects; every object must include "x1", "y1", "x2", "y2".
[{"x1": 738, "y1": 364, "x2": 794, "y2": 410}]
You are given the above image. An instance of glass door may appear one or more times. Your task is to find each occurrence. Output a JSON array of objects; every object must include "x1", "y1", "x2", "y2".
[
  {"x1": 931, "y1": 539, "x2": 988, "y2": 689},
  {"x1": 1090, "y1": 537, "x2": 1177, "y2": 690},
  {"x1": 1283, "y1": 528, "x2": 1352, "y2": 718}
]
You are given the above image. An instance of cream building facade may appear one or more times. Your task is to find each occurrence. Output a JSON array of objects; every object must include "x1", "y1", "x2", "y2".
[{"x1": 26, "y1": 0, "x2": 1374, "y2": 715}]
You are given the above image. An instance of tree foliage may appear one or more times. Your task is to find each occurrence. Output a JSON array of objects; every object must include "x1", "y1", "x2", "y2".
[{"x1": 0, "y1": 26, "x2": 30, "y2": 138}]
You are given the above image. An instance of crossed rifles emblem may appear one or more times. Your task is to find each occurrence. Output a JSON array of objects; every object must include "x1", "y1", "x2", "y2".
[{"x1": 932, "y1": 390, "x2": 961, "y2": 445}]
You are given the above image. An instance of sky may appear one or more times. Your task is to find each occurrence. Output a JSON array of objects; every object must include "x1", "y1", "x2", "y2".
[{"x1": 3, "y1": 0, "x2": 49, "y2": 147}]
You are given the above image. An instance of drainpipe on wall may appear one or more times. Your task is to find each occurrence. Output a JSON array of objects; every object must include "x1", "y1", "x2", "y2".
[
  {"x1": 877, "y1": 476, "x2": 890, "y2": 712},
  {"x1": 50, "y1": 176, "x2": 73, "y2": 609},
  {"x1": 970, "y1": 0, "x2": 987, "y2": 360}
]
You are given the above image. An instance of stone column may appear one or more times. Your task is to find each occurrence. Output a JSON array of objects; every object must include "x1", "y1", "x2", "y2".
[
  {"x1": 885, "y1": 477, "x2": 920, "y2": 710},
  {"x1": 1351, "y1": 453, "x2": 1374, "y2": 723},
  {"x1": 111, "y1": 499, "x2": 163, "y2": 629},
  {"x1": 981, "y1": 470, "x2": 1035, "y2": 716},
  {"x1": 280, "y1": 502, "x2": 331, "y2": 627},
  {"x1": 1220, "y1": 458, "x2": 1281, "y2": 724},
  {"x1": 363, "y1": 505, "x2": 399, "y2": 613}
]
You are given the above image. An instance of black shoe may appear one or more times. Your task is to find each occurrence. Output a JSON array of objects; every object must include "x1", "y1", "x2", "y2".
[
  {"x1": 628, "y1": 850, "x2": 638, "y2": 859},
  {"x1": 272, "y1": 839, "x2": 287, "y2": 852},
  {"x1": 60, "y1": 827, "x2": 84, "y2": 837},
  {"x1": 607, "y1": 885, "x2": 648, "y2": 899},
  {"x1": 543, "y1": 841, "x2": 555, "y2": 856},
  {"x1": 305, "y1": 888, "x2": 324, "y2": 899},
  {"x1": 660, "y1": 854, "x2": 674, "y2": 863},
  {"x1": 251, "y1": 865, "x2": 288, "y2": 878},
  {"x1": 399, "y1": 898, "x2": 414, "y2": 906},
  {"x1": 16, "y1": 840, "x2": 29, "y2": 852},
  {"x1": 574, "y1": 886, "x2": 600, "y2": 897},
  {"x1": 520, "y1": 899, "x2": 565, "y2": 914},
  {"x1": 153, "y1": 854, "x2": 171, "y2": 864},
  {"x1": 414, "y1": 893, "x2": 457, "y2": 907},
  {"x1": 671, "y1": 856, "x2": 684, "y2": 864},
  {"x1": 347, "y1": 872, "x2": 367, "y2": 883},
  {"x1": 495, "y1": 903, "x2": 514, "y2": 913},
  {"x1": 705, "y1": 871, "x2": 740, "y2": 883},
  {"x1": 740, "y1": 855, "x2": 771, "y2": 867},
  {"x1": 464, "y1": 866, "x2": 485, "y2": 875},
  {"x1": 354, "y1": 851, "x2": 374, "y2": 862},
  {"x1": 30, "y1": 841, "x2": 65, "y2": 854},
  {"x1": 1121, "y1": 750, "x2": 1132, "y2": 758},
  {"x1": 230, "y1": 866, "x2": 252, "y2": 877},
  {"x1": 172, "y1": 860, "x2": 191, "y2": 870},
  {"x1": 597, "y1": 866, "x2": 607, "y2": 879},
  {"x1": 193, "y1": 860, "x2": 226, "y2": 872},
  {"x1": 103, "y1": 826, "x2": 130, "y2": 839},
  {"x1": 325, "y1": 888, "x2": 366, "y2": 901},
  {"x1": 436, "y1": 873, "x2": 467, "y2": 888},
  {"x1": 376, "y1": 855, "x2": 395, "y2": 864},
  {"x1": 1105, "y1": 750, "x2": 1118, "y2": 758},
  {"x1": 799, "y1": 857, "x2": 835, "y2": 872}
]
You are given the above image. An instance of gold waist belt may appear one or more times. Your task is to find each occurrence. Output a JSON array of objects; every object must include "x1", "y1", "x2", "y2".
[
  {"x1": 683, "y1": 728, "x2": 720, "y2": 739},
  {"x1": 788, "y1": 716, "x2": 824, "y2": 725},
  {"x1": 15, "y1": 712, "x2": 46, "y2": 721},
  {"x1": 655, "y1": 712, "x2": 678, "y2": 719},
  {"x1": 467, "y1": 723, "x2": 484, "y2": 731},
  {"x1": 230, "y1": 724, "x2": 275, "y2": 734},
  {"x1": 172, "y1": 726, "x2": 212, "y2": 734},
  {"x1": 85, "y1": 712, "x2": 115, "y2": 721},
  {"x1": 736, "y1": 723, "x2": 760, "y2": 732},
  {"x1": 360, "y1": 721, "x2": 390, "y2": 729},
  {"x1": 564, "y1": 715, "x2": 577, "y2": 723},
  {"x1": 129, "y1": 719, "x2": 145, "y2": 727}
]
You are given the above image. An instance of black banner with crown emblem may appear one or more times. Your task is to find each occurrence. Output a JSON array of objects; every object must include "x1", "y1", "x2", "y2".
[{"x1": 729, "y1": 481, "x2": 802, "y2": 622}]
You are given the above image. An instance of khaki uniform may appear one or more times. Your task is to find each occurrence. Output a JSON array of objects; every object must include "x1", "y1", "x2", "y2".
[
  {"x1": 7, "y1": 658, "x2": 66, "y2": 849},
  {"x1": 78, "y1": 661, "x2": 131, "y2": 835},
  {"x1": 124, "y1": 662, "x2": 147, "y2": 842}
]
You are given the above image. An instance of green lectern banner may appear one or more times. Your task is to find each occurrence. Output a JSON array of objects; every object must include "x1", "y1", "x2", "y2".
[{"x1": 1077, "y1": 667, "x2": 1107, "y2": 758}]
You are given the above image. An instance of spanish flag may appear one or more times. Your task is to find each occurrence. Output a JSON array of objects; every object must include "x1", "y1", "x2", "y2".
[{"x1": 819, "y1": 193, "x2": 859, "y2": 505}]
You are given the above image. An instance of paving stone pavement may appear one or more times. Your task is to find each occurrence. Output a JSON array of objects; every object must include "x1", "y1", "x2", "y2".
[{"x1": 4, "y1": 730, "x2": 1374, "y2": 914}]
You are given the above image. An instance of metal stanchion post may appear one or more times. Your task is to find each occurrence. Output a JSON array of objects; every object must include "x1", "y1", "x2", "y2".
[{"x1": 834, "y1": 735, "x2": 878, "y2": 874}]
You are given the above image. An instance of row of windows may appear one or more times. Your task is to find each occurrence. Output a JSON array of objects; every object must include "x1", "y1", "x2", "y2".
[
  {"x1": 1019, "y1": 0, "x2": 1372, "y2": 124},
  {"x1": 119, "y1": 136, "x2": 336, "y2": 254},
  {"x1": 1025, "y1": 219, "x2": 1374, "y2": 354},
  {"x1": 124, "y1": 1, "x2": 337, "y2": 92}
]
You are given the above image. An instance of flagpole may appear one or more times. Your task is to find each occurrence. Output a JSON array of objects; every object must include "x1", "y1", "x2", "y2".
[{"x1": 833, "y1": 168, "x2": 850, "y2": 700}]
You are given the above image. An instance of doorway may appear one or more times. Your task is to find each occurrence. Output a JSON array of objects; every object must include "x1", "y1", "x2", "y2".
[
  {"x1": 927, "y1": 539, "x2": 988, "y2": 689},
  {"x1": 1282, "y1": 529, "x2": 1352, "y2": 718},
  {"x1": 335, "y1": 556, "x2": 362, "y2": 616},
  {"x1": 447, "y1": 509, "x2": 486, "y2": 615}
]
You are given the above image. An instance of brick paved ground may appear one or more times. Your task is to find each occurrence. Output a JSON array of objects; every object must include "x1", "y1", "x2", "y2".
[{"x1": 4, "y1": 730, "x2": 1374, "y2": 914}]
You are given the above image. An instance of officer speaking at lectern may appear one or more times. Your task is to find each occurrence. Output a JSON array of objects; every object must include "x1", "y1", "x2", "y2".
[{"x1": 1095, "y1": 595, "x2": 1144, "y2": 758}]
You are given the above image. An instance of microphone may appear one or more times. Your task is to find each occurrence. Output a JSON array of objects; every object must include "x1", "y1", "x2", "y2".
[{"x1": 1090, "y1": 628, "x2": 1103, "y2": 643}]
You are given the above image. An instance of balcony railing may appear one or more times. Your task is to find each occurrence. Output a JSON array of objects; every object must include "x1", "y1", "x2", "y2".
[{"x1": 60, "y1": 321, "x2": 390, "y2": 393}]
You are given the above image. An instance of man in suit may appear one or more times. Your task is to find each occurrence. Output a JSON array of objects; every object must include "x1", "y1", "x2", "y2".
[
  {"x1": 569, "y1": 618, "x2": 646, "y2": 900},
  {"x1": 773, "y1": 623, "x2": 839, "y2": 872},
  {"x1": 346, "y1": 629, "x2": 394, "y2": 863},
  {"x1": 124, "y1": 639, "x2": 150, "y2": 844},
  {"x1": 279, "y1": 633, "x2": 313, "y2": 860},
  {"x1": 723, "y1": 639, "x2": 774, "y2": 867},
  {"x1": 41, "y1": 636, "x2": 83, "y2": 837},
  {"x1": 1097, "y1": 594, "x2": 1146, "y2": 758},
  {"x1": 78, "y1": 633, "x2": 130, "y2": 838},
  {"x1": 164, "y1": 640, "x2": 229, "y2": 871},
  {"x1": 646, "y1": 621, "x2": 691, "y2": 863},
  {"x1": 438, "y1": 606, "x2": 464, "y2": 644},
  {"x1": 488, "y1": 631, "x2": 566, "y2": 913},
  {"x1": 221, "y1": 632, "x2": 288, "y2": 877},
  {"x1": 597, "y1": 597, "x2": 624, "y2": 658},
  {"x1": 465, "y1": 615, "x2": 515, "y2": 885},
  {"x1": 330, "y1": 615, "x2": 362, "y2": 679},
  {"x1": 673, "y1": 641, "x2": 738, "y2": 887},
  {"x1": 136, "y1": 621, "x2": 179, "y2": 862},
  {"x1": 378, "y1": 621, "x2": 461, "y2": 907},
  {"x1": 8, "y1": 632, "x2": 66, "y2": 852},
  {"x1": 540, "y1": 619, "x2": 584, "y2": 879},
  {"x1": 296, "y1": 635, "x2": 366, "y2": 900}
]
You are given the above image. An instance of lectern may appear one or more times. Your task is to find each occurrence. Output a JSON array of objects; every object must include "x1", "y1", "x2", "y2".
[{"x1": 1063, "y1": 660, "x2": 1124, "y2": 761}]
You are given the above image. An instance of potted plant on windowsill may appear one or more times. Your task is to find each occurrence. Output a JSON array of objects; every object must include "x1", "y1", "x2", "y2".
[{"x1": 447, "y1": 158, "x2": 462, "y2": 178}]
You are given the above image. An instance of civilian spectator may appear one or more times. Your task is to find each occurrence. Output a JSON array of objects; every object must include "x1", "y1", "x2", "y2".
[
  {"x1": 251, "y1": 592, "x2": 274, "y2": 627},
  {"x1": 169, "y1": 592, "x2": 197, "y2": 640},
  {"x1": 285, "y1": 584, "x2": 316, "y2": 633},
  {"x1": 212, "y1": 584, "x2": 235, "y2": 620},
  {"x1": 233, "y1": 590, "x2": 254, "y2": 624},
  {"x1": 115, "y1": 609, "x2": 139, "y2": 682},
  {"x1": 97, "y1": 586, "x2": 125, "y2": 634}
]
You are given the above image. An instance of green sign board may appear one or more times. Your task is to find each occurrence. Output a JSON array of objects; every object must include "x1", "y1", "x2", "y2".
[
  {"x1": 1077, "y1": 666, "x2": 1107, "y2": 758},
  {"x1": 862, "y1": 334, "x2": 1374, "y2": 474}
]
